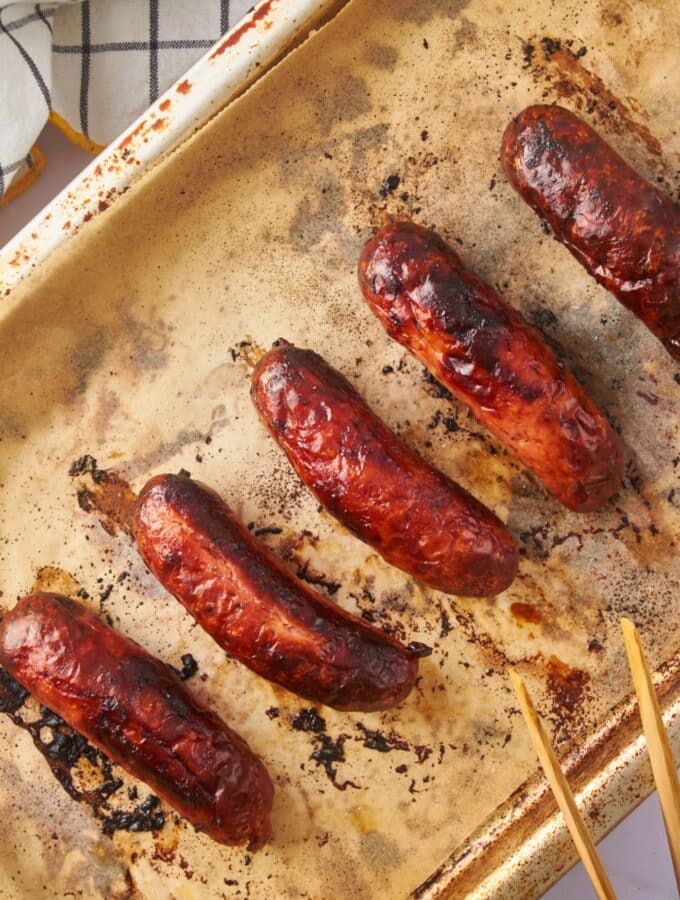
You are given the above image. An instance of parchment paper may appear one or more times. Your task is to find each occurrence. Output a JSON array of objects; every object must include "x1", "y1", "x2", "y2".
[{"x1": 0, "y1": 0, "x2": 678, "y2": 897}]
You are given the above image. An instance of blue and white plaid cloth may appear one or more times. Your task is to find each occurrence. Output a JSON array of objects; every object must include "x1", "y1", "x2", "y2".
[{"x1": 0, "y1": 0, "x2": 252, "y2": 200}]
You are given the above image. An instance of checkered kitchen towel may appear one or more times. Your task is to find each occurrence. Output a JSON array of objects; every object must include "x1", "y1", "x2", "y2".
[{"x1": 0, "y1": 0, "x2": 252, "y2": 202}]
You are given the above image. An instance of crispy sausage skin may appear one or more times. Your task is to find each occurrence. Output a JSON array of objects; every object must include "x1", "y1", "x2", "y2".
[
  {"x1": 0, "y1": 592, "x2": 273, "y2": 848},
  {"x1": 251, "y1": 342, "x2": 518, "y2": 596},
  {"x1": 501, "y1": 104, "x2": 680, "y2": 362},
  {"x1": 132, "y1": 474, "x2": 419, "y2": 711},
  {"x1": 358, "y1": 219, "x2": 624, "y2": 512}
]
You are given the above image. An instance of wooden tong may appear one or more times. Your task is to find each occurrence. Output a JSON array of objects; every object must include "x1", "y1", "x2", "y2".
[{"x1": 510, "y1": 618, "x2": 680, "y2": 899}]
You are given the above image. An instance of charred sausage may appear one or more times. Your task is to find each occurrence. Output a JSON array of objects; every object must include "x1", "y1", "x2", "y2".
[
  {"x1": 0, "y1": 592, "x2": 273, "y2": 848},
  {"x1": 358, "y1": 219, "x2": 624, "y2": 512},
  {"x1": 251, "y1": 341, "x2": 518, "y2": 596},
  {"x1": 132, "y1": 473, "x2": 419, "y2": 711},
  {"x1": 501, "y1": 104, "x2": 680, "y2": 362}
]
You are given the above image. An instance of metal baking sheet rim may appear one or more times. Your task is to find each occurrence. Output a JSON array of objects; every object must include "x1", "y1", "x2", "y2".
[
  {"x1": 0, "y1": 0, "x2": 349, "y2": 294},
  {"x1": 0, "y1": 2, "x2": 676, "y2": 897},
  {"x1": 421, "y1": 661, "x2": 680, "y2": 898}
]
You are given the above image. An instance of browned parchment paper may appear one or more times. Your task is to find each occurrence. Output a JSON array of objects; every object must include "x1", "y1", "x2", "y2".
[{"x1": 0, "y1": 1, "x2": 678, "y2": 897}]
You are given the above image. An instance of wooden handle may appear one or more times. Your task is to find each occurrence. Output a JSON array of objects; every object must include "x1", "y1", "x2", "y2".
[
  {"x1": 510, "y1": 670, "x2": 617, "y2": 900},
  {"x1": 621, "y1": 618, "x2": 680, "y2": 890}
]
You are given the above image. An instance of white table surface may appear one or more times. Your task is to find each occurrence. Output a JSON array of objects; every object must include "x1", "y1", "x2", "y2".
[{"x1": 0, "y1": 122, "x2": 677, "y2": 900}]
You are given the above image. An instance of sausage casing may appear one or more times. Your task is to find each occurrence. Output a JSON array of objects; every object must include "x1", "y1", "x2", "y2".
[
  {"x1": 132, "y1": 474, "x2": 419, "y2": 711},
  {"x1": 358, "y1": 219, "x2": 624, "y2": 512},
  {"x1": 501, "y1": 104, "x2": 680, "y2": 361},
  {"x1": 0, "y1": 592, "x2": 273, "y2": 848},
  {"x1": 251, "y1": 341, "x2": 518, "y2": 596}
]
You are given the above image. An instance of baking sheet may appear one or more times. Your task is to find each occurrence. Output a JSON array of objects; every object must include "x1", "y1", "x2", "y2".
[{"x1": 0, "y1": 0, "x2": 679, "y2": 897}]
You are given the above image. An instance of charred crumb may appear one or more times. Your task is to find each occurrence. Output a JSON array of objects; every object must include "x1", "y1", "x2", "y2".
[
  {"x1": 102, "y1": 795, "x2": 164, "y2": 836},
  {"x1": 379, "y1": 174, "x2": 401, "y2": 198},
  {"x1": 172, "y1": 653, "x2": 198, "y2": 681},
  {"x1": 288, "y1": 710, "x2": 358, "y2": 790},
  {"x1": 382, "y1": 364, "x2": 394, "y2": 374},
  {"x1": 529, "y1": 306, "x2": 558, "y2": 331},
  {"x1": 540, "y1": 37, "x2": 561, "y2": 58},
  {"x1": 0, "y1": 687, "x2": 166, "y2": 836},
  {"x1": 356, "y1": 723, "x2": 409, "y2": 753},
  {"x1": 427, "y1": 409, "x2": 442, "y2": 430},
  {"x1": 99, "y1": 583, "x2": 114, "y2": 603},
  {"x1": 414, "y1": 745, "x2": 433, "y2": 764},
  {"x1": 407, "y1": 641, "x2": 433, "y2": 658},
  {"x1": 254, "y1": 526, "x2": 283, "y2": 538},
  {"x1": 69, "y1": 454, "x2": 100, "y2": 478},
  {"x1": 421, "y1": 129, "x2": 429, "y2": 141},
  {"x1": 624, "y1": 461, "x2": 643, "y2": 495},
  {"x1": 265, "y1": 706, "x2": 280, "y2": 719},
  {"x1": 77, "y1": 489, "x2": 95, "y2": 512},
  {"x1": 294, "y1": 560, "x2": 341, "y2": 596},
  {"x1": 0, "y1": 668, "x2": 28, "y2": 714},
  {"x1": 588, "y1": 639, "x2": 604, "y2": 654},
  {"x1": 310, "y1": 734, "x2": 359, "y2": 791},
  {"x1": 395, "y1": 763, "x2": 408, "y2": 774},
  {"x1": 422, "y1": 369, "x2": 453, "y2": 401},
  {"x1": 540, "y1": 220, "x2": 551, "y2": 236},
  {"x1": 439, "y1": 607, "x2": 452, "y2": 637},
  {"x1": 289, "y1": 708, "x2": 433, "y2": 790},
  {"x1": 291, "y1": 708, "x2": 326, "y2": 734},
  {"x1": 177, "y1": 468, "x2": 191, "y2": 478},
  {"x1": 636, "y1": 390, "x2": 659, "y2": 406},
  {"x1": 522, "y1": 43, "x2": 535, "y2": 67},
  {"x1": 442, "y1": 416, "x2": 458, "y2": 433}
]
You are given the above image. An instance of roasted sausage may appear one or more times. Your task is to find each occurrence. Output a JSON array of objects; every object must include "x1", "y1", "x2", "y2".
[
  {"x1": 358, "y1": 219, "x2": 624, "y2": 512},
  {"x1": 251, "y1": 341, "x2": 519, "y2": 596},
  {"x1": 0, "y1": 592, "x2": 273, "y2": 848},
  {"x1": 501, "y1": 104, "x2": 680, "y2": 362},
  {"x1": 132, "y1": 473, "x2": 419, "y2": 711}
]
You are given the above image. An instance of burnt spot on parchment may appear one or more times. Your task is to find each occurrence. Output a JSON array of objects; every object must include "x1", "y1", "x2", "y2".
[
  {"x1": 284, "y1": 708, "x2": 440, "y2": 792},
  {"x1": 65, "y1": 306, "x2": 172, "y2": 405},
  {"x1": 69, "y1": 329, "x2": 113, "y2": 399},
  {"x1": 364, "y1": 43, "x2": 400, "y2": 71},
  {"x1": 227, "y1": 336, "x2": 267, "y2": 369},
  {"x1": 385, "y1": 0, "x2": 471, "y2": 25},
  {"x1": 545, "y1": 655, "x2": 591, "y2": 740},
  {"x1": 288, "y1": 178, "x2": 346, "y2": 251},
  {"x1": 315, "y1": 75, "x2": 372, "y2": 136},
  {"x1": 0, "y1": 673, "x2": 166, "y2": 837},
  {"x1": 70, "y1": 456, "x2": 137, "y2": 537},
  {"x1": 520, "y1": 33, "x2": 671, "y2": 186},
  {"x1": 452, "y1": 16, "x2": 479, "y2": 52}
]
